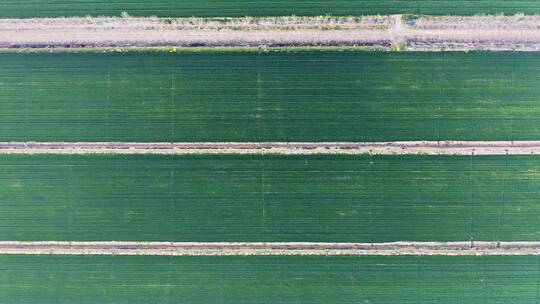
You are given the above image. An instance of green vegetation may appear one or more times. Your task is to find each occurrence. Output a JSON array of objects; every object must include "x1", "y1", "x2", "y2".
[
  {"x1": 0, "y1": 0, "x2": 538, "y2": 17},
  {"x1": 402, "y1": 13, "x2": 422, "y2": 24},
  {"x1": 0, "y1": 51, "x2": 539, "y2": 142},
  {"x1": 0, "y1": 255, "x2": 538, "y2": 303},
  {"x1": 2, "y1": 154, "x2": 540, "y2": 242}
]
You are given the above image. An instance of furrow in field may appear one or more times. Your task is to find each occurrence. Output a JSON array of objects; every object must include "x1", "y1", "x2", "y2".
[
  {"x1": 2, "y1": 141, "x2": 540, "y2": 155},
  {"x1": 4, "y1": 241, "x2": 540, "y2": 256}
]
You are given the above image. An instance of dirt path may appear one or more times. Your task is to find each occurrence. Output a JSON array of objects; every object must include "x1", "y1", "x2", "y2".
[
  {"x1": 0, "y1": 15, "x2": 539, "y2": 50},
  {"x1": 389, "y1": 14, "x2": 407, "y2": 45},
  {"x1": 3, "y1": 241, "x2": 540, "y2": 256},
  {"x1": 0, "y1": 16, "x2": 391, "y2": 48},
  {"x1": 2, "y1": 141, "x2": 540, "y2": 155}
]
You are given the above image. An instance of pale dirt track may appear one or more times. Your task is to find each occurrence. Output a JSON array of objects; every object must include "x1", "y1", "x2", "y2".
[
  {"x1": 4, "y1": 241, "x2": 540, "y2": 256},
  {"x1": 0, "y1": 16, "x2": 391, "y2": 48},
  {"x1": 1, "y1": 14, "x2": 540, "y2": 50},
  {"x1": 3, "y1": 141, "x2": 540, "y2": 155}
]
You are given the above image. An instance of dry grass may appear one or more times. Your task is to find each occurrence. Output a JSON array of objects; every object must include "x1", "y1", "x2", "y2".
[
  {"x1": 0, "y1": 15, "x2": 391, "y2": 31},
  {"x1": 411, "y1": 14, "x2": 540, "y2": 30}
]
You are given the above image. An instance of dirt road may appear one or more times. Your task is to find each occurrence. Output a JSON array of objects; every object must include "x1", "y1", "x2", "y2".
[
  {"x1": 3, "y1": 241, "x2": 540, "y2": 256},
  {"x1": 1, "y1": 141, "x2": 540, "y2": 155},
  {"x1": 0, "y1": 15, "x2": 539, "y2": 50}
]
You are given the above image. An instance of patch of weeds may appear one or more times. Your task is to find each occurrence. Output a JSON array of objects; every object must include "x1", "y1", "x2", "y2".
[
  {"x1": 320, "y1": 25, "x2": 343, "y2": 30},
  {"x1": 370, "y1": 24, "x2": 389, "y2": 30},
  {"x1": 394, "y1": 43, "x2": 405, "y2": 52},
  {"x1": 402, "y1": 14, "x2": 420, "y2": 24}
]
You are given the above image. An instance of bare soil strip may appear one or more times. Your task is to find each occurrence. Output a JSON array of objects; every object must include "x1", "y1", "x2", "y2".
[
  {"x1": 0, "y1": 14, "x2": 539, "y2": 50},
  {"x1": 2, "y1": 141, "x2": 540, "y2": 155},
  {"x1": 4, "y1": 241, "x2": 540, "y2": 256},
  {"x1": 0, "y1": 16, "x2": 392, "y2": 48}
]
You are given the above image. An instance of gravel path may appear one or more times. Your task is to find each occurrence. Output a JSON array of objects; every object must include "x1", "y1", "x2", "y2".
[
  {"x1": 0, "y1": 16, "x2": 391, "y2": 48},
  {"x1": 2, "y1": 141, "x2": 540, "y2": 155},
  {"x1": 4, "y1": 241, "x2": 540, "y2": 256},
  {"x1": 0, "y1": 15, "x2": 539, "y2": 50}
]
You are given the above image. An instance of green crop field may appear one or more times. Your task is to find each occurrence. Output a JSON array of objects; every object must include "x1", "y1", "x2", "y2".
[
  {"x1": 2, "y1": 154, "x2": 540, "y2": 242},
  {"x1": 0, "y1": 255, "x2": 538, "y2": 303},
  {"x1": 0, "y1": 51, "x2": 539, "y2": 142},
  {"x1": 1, "y1": 2, "x2": 538, "y2": 303},
  {"x1": 0, "y1": 0, "x2": 538, "y2": 17}
]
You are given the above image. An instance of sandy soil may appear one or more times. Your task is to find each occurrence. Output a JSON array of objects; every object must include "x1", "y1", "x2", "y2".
[
  {"x1": 2, "y1": 141, "x2": 540, "y2": 155},
  {"x1": 412, "y1": 14, "x2": 540, "y2": 30},
  {"x1": 0, "y1": 16, "x2": 391, "y2": 48},
  {"x1": 0, "y1": 14, "x2": 539, "y2": 50},
  {"x1": 3, "y1": 241, "x2": 540, "y2": 256},
  {"x1": 0, "y1": 28, "x2": 390, "y2": 48},
  {"x1": 0, "y1": 16, "x2": 389, "y2": 31}
]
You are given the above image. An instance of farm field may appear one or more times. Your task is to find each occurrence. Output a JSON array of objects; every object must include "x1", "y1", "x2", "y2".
[
  {"x1": 2, "y1": 2, "x2": 540, "y2": 304},
  {"x1": 2, "y1": 154, "x2": 540, "y2": 242},
  {"x1": 0, "y1": 0, "x2": 539, "y2": 17},
  {"x1": 0, "y1": 255, "x2": 538, "y2": 303},
  {"x1": 0, "y1": 51, "x2": 539, "y2": 142}
]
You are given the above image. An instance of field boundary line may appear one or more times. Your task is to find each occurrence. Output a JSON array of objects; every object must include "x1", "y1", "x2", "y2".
[
  {"x1": 2, "y1": 141, "x2": 540, "y2": 155},
  {"x1": 4, "y1": 241, "x2": 540, "y2": 256}
]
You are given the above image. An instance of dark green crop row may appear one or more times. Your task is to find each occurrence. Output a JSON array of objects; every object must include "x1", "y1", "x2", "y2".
[{"x1": 0, "y1": 0, "x2": 539, "y2": 17}]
